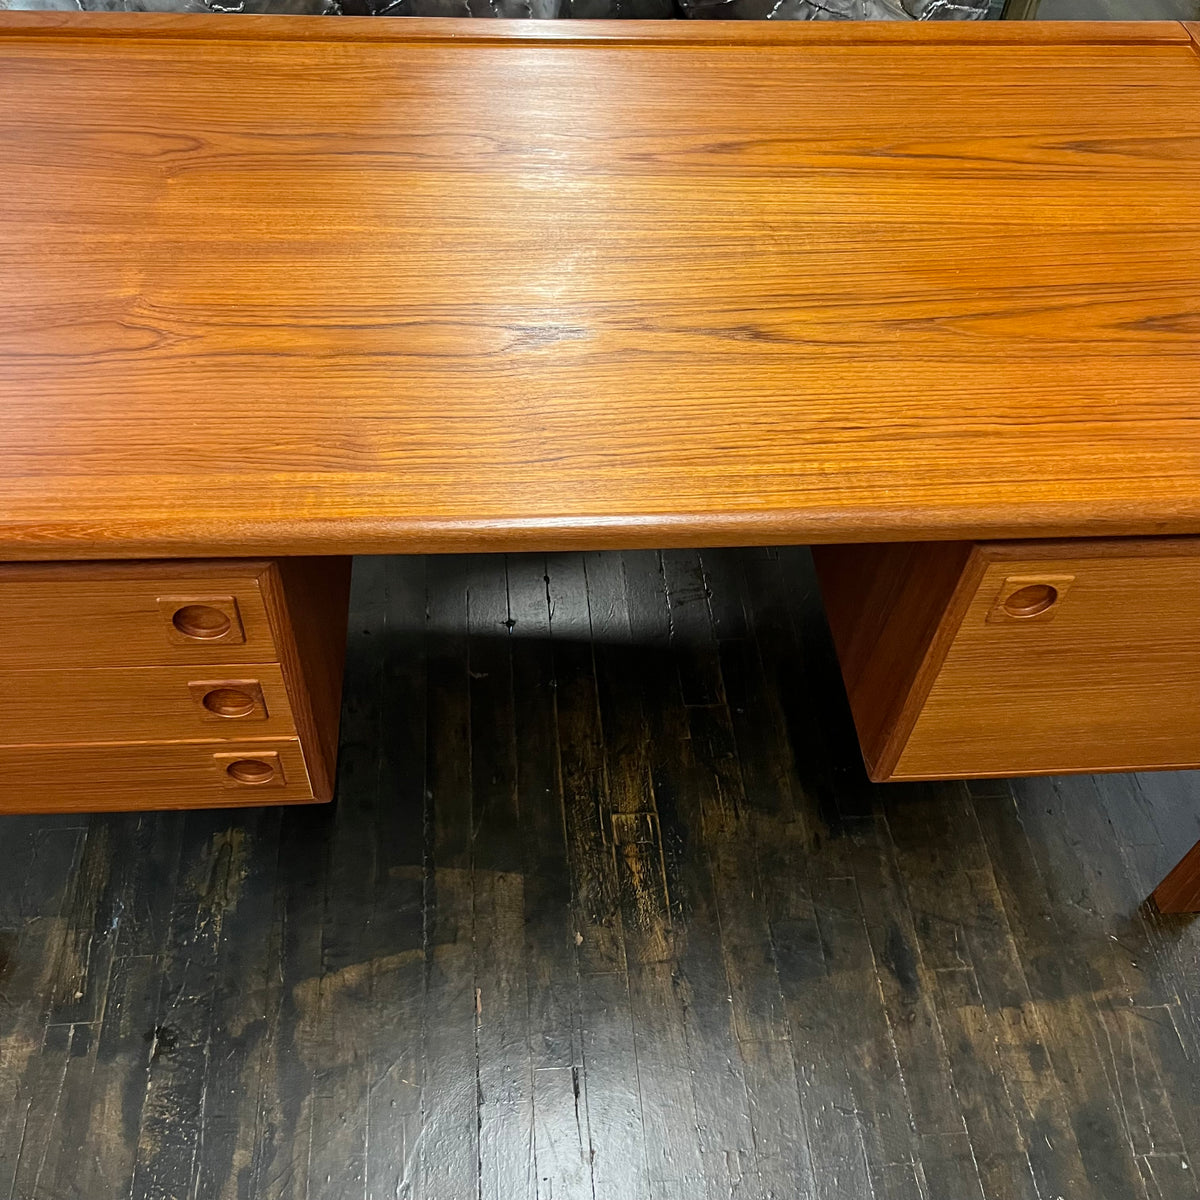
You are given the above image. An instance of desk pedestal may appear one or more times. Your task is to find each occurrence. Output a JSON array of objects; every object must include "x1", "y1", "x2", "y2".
[
  {"x1": 814, "y1": 538, "x2": 1200, "y2": 911},
  {"x1": 0, "y1": 558, "x2": 351, "y2": 811}
]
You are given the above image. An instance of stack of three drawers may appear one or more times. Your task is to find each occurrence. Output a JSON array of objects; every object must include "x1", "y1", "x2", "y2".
[{"x1": 0, "y1": 558, "x2": 351, "y2": 812}]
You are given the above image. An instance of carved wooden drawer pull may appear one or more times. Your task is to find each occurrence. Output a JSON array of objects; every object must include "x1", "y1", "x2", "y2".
[{"x1": 188, "y1": 679, "x2": 269, "y2": 722}]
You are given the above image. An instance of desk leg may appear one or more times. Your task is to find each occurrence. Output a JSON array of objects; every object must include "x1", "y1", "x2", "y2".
[{"x1": 1153, "y1": 840, "x2": 1200, "y2": 914}]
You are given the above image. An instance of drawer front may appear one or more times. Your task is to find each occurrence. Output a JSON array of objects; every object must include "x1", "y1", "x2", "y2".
[
  {"x1": 0, "y1": 561, "x2": 279, "y2": 669},
  {"x1": 0, "y1": 664, "x2": 297, "y2": 747},
  {"x1": 894, "y1": 541, "x2": 1200, "y2": 779},
  {"x1": 0, "y1": 740, "x2": 314, "y2": 813}
]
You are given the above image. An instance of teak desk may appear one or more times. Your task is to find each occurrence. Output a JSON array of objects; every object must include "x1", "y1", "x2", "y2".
[{"x1": 2, "y1": 14, "x2": 1200, "y2": 910}]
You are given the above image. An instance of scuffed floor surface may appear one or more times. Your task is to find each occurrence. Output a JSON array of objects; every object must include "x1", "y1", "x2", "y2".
[{"x1": 2, "y1": 549, "x2": 1199, "y2": 1200}]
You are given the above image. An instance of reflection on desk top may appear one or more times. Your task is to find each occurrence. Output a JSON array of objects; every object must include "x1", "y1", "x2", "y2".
[{"x1": 1, "y1": 14, "x2": 1199, "y2": 559}]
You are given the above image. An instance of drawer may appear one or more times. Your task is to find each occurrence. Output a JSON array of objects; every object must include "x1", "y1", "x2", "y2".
[
  {"x1": 814, "y1": 538, "x2": 1200, "y2": 781},
  {"x1": 0, "y1": 739, "x2": 315, "y2": 813},
  {"x1": 0, "y1": 664, "x2": 297, "y2": 747},
  {"x1": 0, "y1": 560, "x2": 279, "y2": 669}
]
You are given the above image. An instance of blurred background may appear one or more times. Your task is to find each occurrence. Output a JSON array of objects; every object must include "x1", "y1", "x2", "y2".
[{"x1": 1, "y1": 0, "x2": 1195, "y2": 48}]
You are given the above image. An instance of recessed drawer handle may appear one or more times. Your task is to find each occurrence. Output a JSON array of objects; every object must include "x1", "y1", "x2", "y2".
[
  {"x1": 159, "y1": 596, "x2": 246, "y2": 646},
  {"x1": 214, "y1": 749, "x2": 286, "y2": 788},
  {"x1": 227, "y1": 758, "x2": 275, "y2": 784},
  {"x1": 203, "y1": 687, "x2": 256, "y2": 717},
  {"x1": 987, "y1": 574, "x2": 1076, "y2": 624},
  {"x1": 173, "y1": 604, "x2": 230, "y2": 639},
  {"x1": 188, "y1": 679, "x2": 269, "y2": 721},
  {"x1": 1003, "y1": 583, "x2": 1059, "y2": 618}
]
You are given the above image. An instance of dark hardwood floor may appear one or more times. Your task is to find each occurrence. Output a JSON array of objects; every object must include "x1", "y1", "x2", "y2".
[{"x1": 1, "y1": 548, "x2": 1198, "y2": 1200}]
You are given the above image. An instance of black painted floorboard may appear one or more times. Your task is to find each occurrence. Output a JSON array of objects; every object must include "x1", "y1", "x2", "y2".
[{"x1": 1, "y1": 549, "x2": 1198, "y2": 1200}]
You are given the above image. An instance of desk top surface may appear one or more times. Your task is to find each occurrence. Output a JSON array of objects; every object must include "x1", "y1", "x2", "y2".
[{"x1": 2, "y1": 14, "x2": 1199, "y2": 559}]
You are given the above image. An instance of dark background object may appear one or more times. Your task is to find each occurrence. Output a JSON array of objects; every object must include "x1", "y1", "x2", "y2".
[{"x1": 0, "y1": 0, "x2": 996, "y2": 27}]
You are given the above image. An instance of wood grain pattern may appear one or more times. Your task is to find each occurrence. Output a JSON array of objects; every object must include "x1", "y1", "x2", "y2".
[
  {"x1": 899, "y1": 540, "x2": 1200, "y2": 779},
  {"x1": 0, "y1": 738, "x2": 314, "y2": 812},
  {"x1": 266, "y1": 558, "x2": 352, "y2": 803},
  {"x1": 0, "y1": 561, "x2": 277, "y2": 668},
  {"x1": 820, "y1": 538, "x2": 1200, "y2": 782},
  {"x1": 1, "y1": 16, "x2": 1199, "y2": 557},
  {"x1": 0, "y1": 663, "x2": 295, "y2": 746}
]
